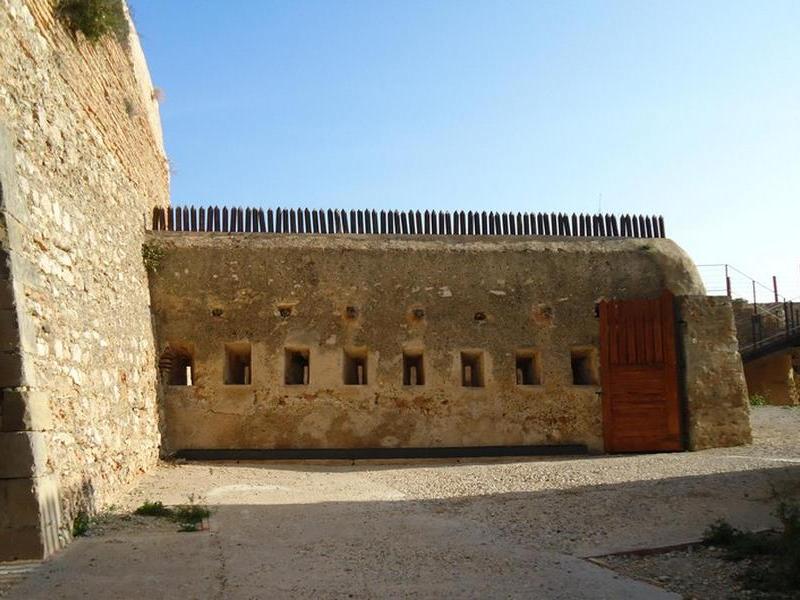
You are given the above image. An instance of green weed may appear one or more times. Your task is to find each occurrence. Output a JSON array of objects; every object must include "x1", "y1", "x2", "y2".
[
  {"x1": 134, "y1": 500, "x2": 173, "y2": 518},
  {"x1": 72, "y1": 511, "x2": 90, "y2": 537},
  {"x1": 133, "y1": 498, "x2": 210, "y2": 532},
  {"x1": 703, "y1": 498, "x2": 800, "y2": 594},
  {"x1": 55, "y1": 0, "x2": 129, "y2": 44},
  {"x1": 142, "y1": 243, "x2": 166, "y2": 272}
]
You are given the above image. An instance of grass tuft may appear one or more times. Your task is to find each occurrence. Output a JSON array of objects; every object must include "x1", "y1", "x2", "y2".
[{"x1": 133, "y1": 498, "x2": 210, "y2": 532}]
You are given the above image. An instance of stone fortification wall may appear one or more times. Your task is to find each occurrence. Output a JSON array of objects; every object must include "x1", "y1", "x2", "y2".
[
  {"x1": 677, "y1": 296, "x2": 752, "y2": 449},
  {"x1": 0, "y1": 0, "x2": 168, "y2": 559},
  {"x1": 147, "y1": 233, "x2": 710, "y2": 454},
  {"x1": 744, "y1": 353, "x2": 799, "y2": 406},
  {"x1": 732, "y1": 301, "x2": 799, "y2": 406}
]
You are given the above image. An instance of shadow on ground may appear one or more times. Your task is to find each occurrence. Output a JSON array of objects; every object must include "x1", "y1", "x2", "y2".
[{"x1": 6, "y1": 461, "x2": 799, "y2": 599}]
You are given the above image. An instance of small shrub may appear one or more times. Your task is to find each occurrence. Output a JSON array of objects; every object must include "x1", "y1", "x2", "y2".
[
  {"x1": 72, "y1": 511, "x2": 91, "y2": 537},
  {"x1": 55, "y1": 0, "x2": 129, "y2": 45},
  {"x1": 776, "y1": 498, "x2": 800, "y2": 540},
  {"x1": 134, "y1": 500, "x2": 173, "y2": 518},
  {"x1": 702, "y1": 519, "x2": 740, "y2": 546},
  {"x1": 142, "y1": 243, "x2": 165, "y2": 272},
  {"x1": 750, "y1": 394, "x2": 768, "y2": 406},
  {"x1": 706, "y1": 498, "x2": 800, "y2": 594},
  {"x1": 725, "y1": 531, "x2": 778, "y2": 561},
  {"x1": 173, "y1": 504, "x2": 210, "y2": 526}
]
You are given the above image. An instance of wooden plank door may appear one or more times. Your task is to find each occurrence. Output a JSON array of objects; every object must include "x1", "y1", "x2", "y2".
[{"x1": 599, "y1": 290, "x2": 682, "y2": 453}]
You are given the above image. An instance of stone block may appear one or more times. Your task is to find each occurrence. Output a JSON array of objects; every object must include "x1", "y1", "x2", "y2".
[
  {"x1": 0, "y1": 478, "x2": 39, "y2": 528},
  {"x1": 0, "y1": 307, "x2": 20, "y2": 351},
  {"x1": 677, "y1": 295, "x2": 752, "y2": 450},
  {"x1": 0, "y1": 350, "x2": 24, "y2": 387},
  {"x1": 0, "y1": 432, "x2": 47, "y2": 479},
  {"x1": 0, "y1": 525, "x2": 45, "y2": 561},
  {"x1": 1, "y1": 390, "x2": 53, "y2": 431},
  {"x1": 744, "y1": 352, "x2": 798, "y2": 406},
  {"x1": 0, "y1": 278, "x2": 15, "y2": 309},
  {"x1": 0, "y1": 253, "x2": 10, "y2": 281}
]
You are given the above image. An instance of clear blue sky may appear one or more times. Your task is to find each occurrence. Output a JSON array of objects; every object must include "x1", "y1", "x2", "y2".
[{"x1": 129, "y1": 0, "x2": 800, "y2": 300}]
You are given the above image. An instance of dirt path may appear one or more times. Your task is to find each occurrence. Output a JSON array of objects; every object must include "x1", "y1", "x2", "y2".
[{"x1": 4, "y1": 407, "x2": 799, "y2": 599}]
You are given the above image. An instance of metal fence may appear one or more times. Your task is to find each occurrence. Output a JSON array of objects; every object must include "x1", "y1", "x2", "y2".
[{"x1": 740, "y1": 301, "x2": 800, "y2": 361}]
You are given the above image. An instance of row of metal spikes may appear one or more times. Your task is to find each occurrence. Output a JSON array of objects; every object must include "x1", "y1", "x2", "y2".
[{"x1": 151, "y1": 207, "x2": 666, "y2": 239}]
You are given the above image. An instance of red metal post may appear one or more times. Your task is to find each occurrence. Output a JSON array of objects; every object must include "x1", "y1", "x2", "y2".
[{"x1": 725, "y1": 265, "x2": 732, "y2": 298}]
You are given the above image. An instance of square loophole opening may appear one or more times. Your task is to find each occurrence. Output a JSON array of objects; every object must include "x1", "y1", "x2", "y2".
[
  {"x1": 285, "y1": 347, "x2": 310, "y2": 385},
  {"x1": 515, "y1": 350, "x2": 541, "y2": 386},
  {"x1": 571, "y1": 348, "x2": 598, "y2": 385},
  {"x1": 224, "y1": 342, "x2": 252, "y2": 385},
  {"x1": 161, "y1": 344, "x2": 194, "y2": 386},
  {"x1": 343, "y1": 347, "x2": 368, "y2": 385},
  {"x1": 403, "y1": 350, "x2": 425, "y2": 386},
  {"x1": 461, "y1": 351, "x2": 484, "y2": 387}
]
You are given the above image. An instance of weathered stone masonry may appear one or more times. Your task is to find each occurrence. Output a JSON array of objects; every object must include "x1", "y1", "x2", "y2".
[
  {"x1": 1, "y1": 0, "x2": 168, "y2": 559},
  {"x1": 148, "y1": 233, "x2": 751, "y2": 455}
]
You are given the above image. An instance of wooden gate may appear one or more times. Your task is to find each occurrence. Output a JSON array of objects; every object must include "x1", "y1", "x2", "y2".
[{"x1": 599, "y1": 290, "x2": 682, "y2": 453}]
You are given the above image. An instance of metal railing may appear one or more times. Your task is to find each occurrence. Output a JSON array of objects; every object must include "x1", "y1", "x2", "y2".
[{"x1": 739, "y1": 301, "x2": 800, "y2": 360}]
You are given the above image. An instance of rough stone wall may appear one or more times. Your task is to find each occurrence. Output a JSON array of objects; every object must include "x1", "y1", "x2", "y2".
[
  {"x1": 732, "y1": 300, "x2": 786, "y2": 350},
  {"x1": 744, "y1": 352, "x2": 799, "y2": 406},
  {"x1": 677, "y1": 296, "x2": 752, "y2": 450},
  {"x1": 148, "y1": 234, "x2": 706, "y2": 455},
  {"x1": 0, "y1": 0, "x2": 168, "y2": 559}
]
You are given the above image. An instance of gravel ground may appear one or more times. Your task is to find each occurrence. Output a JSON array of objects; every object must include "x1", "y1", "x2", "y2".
[
  {"x1": 120, "y1": 406, "x2": 800, "y2": 557},
  {"x1": 3, "y1": 406, "x2": 799, "y2": 599},
  {"x1": 599, "y1": 543, "x2": 795, "y2": 600},
  {"x1": 591, "y1": 407, "x2": 800, "y2": 599}
]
